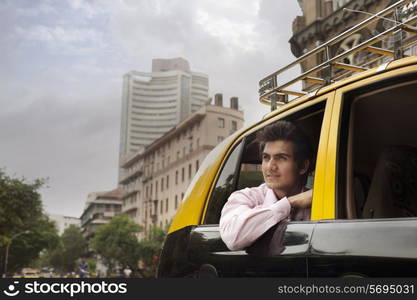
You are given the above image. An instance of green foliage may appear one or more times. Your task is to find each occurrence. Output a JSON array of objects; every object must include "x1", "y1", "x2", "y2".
[
  {"x1": 138, "y1": 226, "x2": 167, "y2": 278},
  {"x1": 86, "y1": 257, "x2": 96, "y2": 275},
  {"x1": 47, "y1": 242, "x2": 65, "y2": 272},
  {"x1": 90, "y1": 215, "x2": 143, "y2": 275},
  {"x1": 58, "y1": 226, "x2": 87, "y2": 273},
  {"x1": 36, "y1": 225, "x2": 88, "y2": 274},
  {"x1": 60, "y1": 225, "x2": 87, "y2": 272},
  {"x1": 0, "y1": 170, "x2": 60, "y2": 276}
]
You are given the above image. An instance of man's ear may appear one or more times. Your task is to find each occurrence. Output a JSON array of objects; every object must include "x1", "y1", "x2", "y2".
[{"x1": 299, "y1": 160, "x2": 309, "y2": 175}]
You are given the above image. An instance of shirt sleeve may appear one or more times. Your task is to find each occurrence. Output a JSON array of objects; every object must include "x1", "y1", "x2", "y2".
[{"x1": 219, "y1": 187, "x2": 291, "y2": 251}]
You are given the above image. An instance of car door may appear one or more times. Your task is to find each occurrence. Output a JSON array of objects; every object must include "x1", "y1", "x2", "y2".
[
  {"x1": 309, "y1": 219, "x2": 417, "y2": 277},
  {"x1": 188, "y1": 222, "x2": 314, "y2": 277},
  {"x1": 308, "y1": 69, "x2": 417, "y2": 277}
]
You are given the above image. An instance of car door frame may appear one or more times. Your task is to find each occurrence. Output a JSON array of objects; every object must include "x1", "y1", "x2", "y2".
[{"x1": 308, "y1": 65, "x2": 417, "y2": 277}]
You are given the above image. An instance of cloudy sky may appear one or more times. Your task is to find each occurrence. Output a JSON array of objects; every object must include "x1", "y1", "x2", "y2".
[{"x1": 0, "y1": 0, "x2": 302, "y2": 218}]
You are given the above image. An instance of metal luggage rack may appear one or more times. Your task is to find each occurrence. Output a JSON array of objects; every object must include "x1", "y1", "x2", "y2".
[{"x1": 259, "y1": 0, "x2": 417, "y2": 109}]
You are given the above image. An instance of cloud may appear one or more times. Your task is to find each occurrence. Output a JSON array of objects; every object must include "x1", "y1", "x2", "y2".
[
  {"x1": 15, "y1": 25, "x2": 107, "y2": 55},
  {"x1": 104, "y1": 0, "x2": 302, "y2": 126},
  {"x1": 0, "y1": 90, "x2": 120, "y2": 217},
  {"x1": 16, "y1": 1, "x2": 57, "y2": 17},
  {"x1": 1, "y1": 0, "x2": 303, "y2": 217},
  {"x1": 67, "y1": 0, "x2": 107, "y2": 18},
  {"x1": 195, "y1": 1, "x2": 260, "y2": 52}
]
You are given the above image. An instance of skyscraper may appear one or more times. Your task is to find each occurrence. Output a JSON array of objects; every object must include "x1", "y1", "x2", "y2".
[{"x1": 119, "y1": 58, "x2": 209, "y2": 167}]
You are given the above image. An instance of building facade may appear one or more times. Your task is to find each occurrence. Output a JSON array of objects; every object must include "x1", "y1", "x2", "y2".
[
  {"x1": 80, "y1": 188, "x2": 123, "y2": 240},
  {"x1": 47, "y1": 214, "x2": 80, "y2": 235},
  {"x1": 291, "y1": 0, "x2": 392, "y2": 59},
  {"x1": 290, "y1": 0, "x2": 417, "y2": 91},
  {"x1": 119, "y1": 57, "x2": 209, "y2": 176},
  {"x1": 119, "y1": 95, "x2": 244, "y2": 236}
]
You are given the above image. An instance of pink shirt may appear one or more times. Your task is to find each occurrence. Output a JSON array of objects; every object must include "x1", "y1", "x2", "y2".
[{"x1": 219, "y1": 183, "x2": 310, "y2": 251}]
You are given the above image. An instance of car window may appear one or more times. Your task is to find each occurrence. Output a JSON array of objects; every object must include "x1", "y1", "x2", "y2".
[
  {"x1": 203, "y1": 141, "x2": 244, "y2": 224},
  {"x1": 204, "y1": 100, "x2": 326, "y2": 224},
  {"x1": 337, "y1": 74, "x2": 417, "y2": 219}
]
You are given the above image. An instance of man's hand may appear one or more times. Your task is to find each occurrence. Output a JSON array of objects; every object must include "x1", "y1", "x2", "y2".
[{"x1": 288, "y1": 189, "x2": 312, "y2": 209}]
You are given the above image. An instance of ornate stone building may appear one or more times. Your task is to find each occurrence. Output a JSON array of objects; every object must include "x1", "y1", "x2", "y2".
[{"x1": 290, "y1": 0, "x2": 417, "y2": 90}]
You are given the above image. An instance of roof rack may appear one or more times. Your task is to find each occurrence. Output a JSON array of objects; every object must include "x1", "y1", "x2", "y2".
[{"x1": 259, "y1": 0, "x2": 417, "y2": 109}]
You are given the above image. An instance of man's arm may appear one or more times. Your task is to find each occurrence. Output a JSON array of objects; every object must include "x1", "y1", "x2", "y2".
[
  {"x1": 219, "y1": 187, "x2": 291, "y2": 251},
  {"x1": 288, "y1": 189, "x2": 312, "y2": 209}
]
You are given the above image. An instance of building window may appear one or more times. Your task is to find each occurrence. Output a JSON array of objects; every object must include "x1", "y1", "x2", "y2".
[
  {"x1": 188, "y1": 163, "x2": 192, "y2": 180},
  {"x1": 218, "y1": 118, "x2": 225, "y2": 128},
  {"x1": 231, "y1": 120, "x2": 237, "y2": 132},
  {"x1": 166, "y1": 198, "x2": 169, "y2": 213},
  {"x1": 218, "y1": 136, "x2": 224, "y2": 143},
  {"x1": 181, "y1": 192, "x2": 184, "y2": 201},
  {"x1": 175, "y1": 170, "x2": 178, "y2": 185},
  {"x1": 196, "y1": 160, "x2": 199, "y2": 173},
  {"x1": 161, "y1": 178, "x2": 164, "y2": 192},
  {"x1": 150, "y1": 183, "x2": 153, "y2": 196},
  {"x1": 155, "y1": 180, "x2": 158, "y2": 196},
  {"x1": 166, "y1": 175, "x2": 169, "y2": 189},
  {"x1": 177, "y1": 151, "x2": 180, "y2": 160},
  {"x1": 182, "y1": 167, "x2": 185, "y2": 182},
  {"x1": 160, "y1": 200, "x2": 163, "y2": 214},
  {"x1": 175, "y1": 195, "x2": 178, "y2": 209}
]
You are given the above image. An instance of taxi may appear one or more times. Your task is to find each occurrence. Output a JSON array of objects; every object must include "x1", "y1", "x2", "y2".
[{"x1": 158, "y1": 0, "x2": 417, "y2": 277}]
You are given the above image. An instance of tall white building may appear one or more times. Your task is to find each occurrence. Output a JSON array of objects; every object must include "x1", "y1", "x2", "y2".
[{"x1": 119, "y1": 58, "x2": 209, "y2": 170}]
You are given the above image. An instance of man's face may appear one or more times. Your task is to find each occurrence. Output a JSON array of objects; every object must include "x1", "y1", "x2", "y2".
[{"x1": 261, "y1": 140, "x2": 307, "y2": 197}]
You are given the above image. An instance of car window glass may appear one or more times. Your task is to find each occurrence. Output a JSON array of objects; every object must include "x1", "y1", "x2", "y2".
[{"x1": 203, "y1": 141, "x2": 243, "y2": 224}]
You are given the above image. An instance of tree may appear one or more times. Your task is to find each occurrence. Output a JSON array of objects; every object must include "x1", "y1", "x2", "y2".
[
  {"x1": 0, "y1": 170, "x2": 60, "y2": 276},
  {"x1": 60, "y1": 225, "x2": 87, "y2": 272},
  {"x1": 138, "y1": 226, "x2": 166, "y2": 278},
  {"x1": 35, "y1": 225, "x2": 87, "y2": 275},
  {"x1": 45, "y1": 243, "x2": 65, "y2": 273},
  {"x1": 90, "y1": 215, "x2": 143, "y2": 276}
]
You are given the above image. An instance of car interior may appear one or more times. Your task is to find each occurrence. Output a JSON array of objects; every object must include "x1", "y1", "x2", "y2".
[{"x1": 345, "y1": 78, "x2": 417, "y2": 219}]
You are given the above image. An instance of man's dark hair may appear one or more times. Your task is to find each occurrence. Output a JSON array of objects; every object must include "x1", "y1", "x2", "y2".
[{"x1": 258, "y1": 120, "x2": 313, "y2": 182}]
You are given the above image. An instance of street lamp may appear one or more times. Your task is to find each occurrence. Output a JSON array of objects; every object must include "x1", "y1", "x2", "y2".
[{"x1": 3, "y1": 230, "x2": 30, "y2": 278}]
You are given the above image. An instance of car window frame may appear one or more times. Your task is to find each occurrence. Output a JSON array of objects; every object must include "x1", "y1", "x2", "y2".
[{"x1": 202, "y1": 94, "x2": 333, "y2": 225}]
